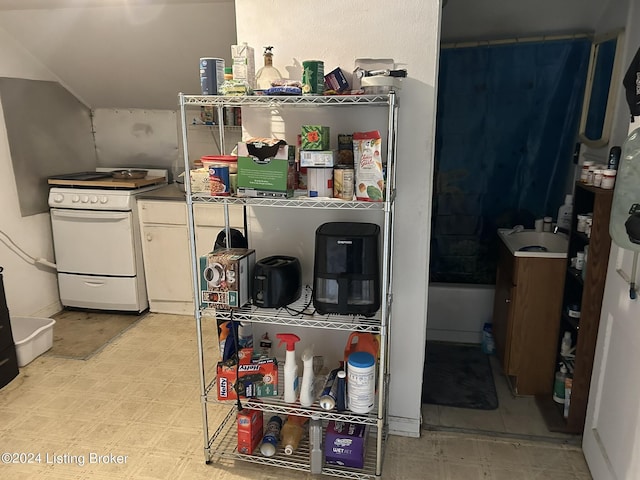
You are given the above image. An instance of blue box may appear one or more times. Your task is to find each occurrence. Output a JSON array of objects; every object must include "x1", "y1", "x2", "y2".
[{"x1": 324, "y1": 67, "x2": 349, "y2": 93}]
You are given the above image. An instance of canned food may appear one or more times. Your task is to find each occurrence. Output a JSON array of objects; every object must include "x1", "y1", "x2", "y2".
[
  {"x1": 209, "y1": 164, "x2": 230, "y2": 196},
  {"x1": 333, "y1": 165, "x2": 354, "y2": 200}
]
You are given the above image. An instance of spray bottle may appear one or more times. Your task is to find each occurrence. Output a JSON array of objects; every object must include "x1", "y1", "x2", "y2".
[
  {"x1": 299, "y1": 346, "x2": 315, "y2": 407},
  {"x1": 276, "y1": 333, "x2": 301, "y2": 403}
]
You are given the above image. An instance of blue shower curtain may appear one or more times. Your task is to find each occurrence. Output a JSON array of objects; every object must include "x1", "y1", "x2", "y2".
[{"x1": 431, "y1": 38, "x2": 591, "y2": 284}]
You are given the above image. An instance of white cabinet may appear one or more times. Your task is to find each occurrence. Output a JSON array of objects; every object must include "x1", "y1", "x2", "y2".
[
  {"x1": 138, "y1": 199, "x2": 244, "y2": 314},
  {"x1": 179, "y1": 92, "x2": 397, "y2": 479}
]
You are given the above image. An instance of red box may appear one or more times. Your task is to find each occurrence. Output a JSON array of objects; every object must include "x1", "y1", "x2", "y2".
[
  {"x1": 217, "y1": 357, "x2": 278, "y2": 400},
  {"x1": 237, "y1": 409, "x2": 263, "y2": 455}
]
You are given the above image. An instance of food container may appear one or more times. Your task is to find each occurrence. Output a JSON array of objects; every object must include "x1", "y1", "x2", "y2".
[
  {"x1": 601, "y1": 169, "x2": 617, "y2": 189},
  {"x1": 201, "y1": 155, "x2": 238, "y2": 173},
  {"x1": 111, "y1": 169, "x2": 148, "y2": 179},
  {"x1": 209, "y1": 164, "x2": 230, "y2": 196}
]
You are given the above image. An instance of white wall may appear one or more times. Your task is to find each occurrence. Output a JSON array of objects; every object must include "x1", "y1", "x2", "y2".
[
  {"x1": 0, "y1": 28, "x2": 62, "y2": 317},
  {"x1": 235, "y1": 0, "x2": 440, "y2": 437}
]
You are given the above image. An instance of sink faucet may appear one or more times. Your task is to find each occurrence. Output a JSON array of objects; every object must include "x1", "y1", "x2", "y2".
[{"x1": 553, "y1": 225, "x2": 569, "y2": 235}]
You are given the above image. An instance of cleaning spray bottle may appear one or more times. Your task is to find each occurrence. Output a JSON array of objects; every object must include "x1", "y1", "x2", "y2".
[
  {"x1": 276, "y1": 333, "x2": 300, "y2": 403},
  {"x1": 299, "y1": 346, "x2": 315, "y2": 407}
]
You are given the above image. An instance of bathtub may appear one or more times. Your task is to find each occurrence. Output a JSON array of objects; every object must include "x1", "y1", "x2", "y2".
[
  {"x1": 10, "y1": 316, "x2": 56, "y2": 367},
  {"x1": 426, "y1": 283, "x2": 495, "y2": 344}
]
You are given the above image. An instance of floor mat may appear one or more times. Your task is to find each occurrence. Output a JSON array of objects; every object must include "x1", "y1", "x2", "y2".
[
  {"x1": 422, "y1": 341, "x2": 499, "y2": 410},
  {"x1": 46, "y1": 309, "x2": 146, "y2": 360}
]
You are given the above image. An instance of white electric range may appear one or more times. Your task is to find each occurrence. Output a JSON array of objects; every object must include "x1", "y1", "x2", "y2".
[{"x1": 47, "y1": 168, "x2": 168, "y2": 313}]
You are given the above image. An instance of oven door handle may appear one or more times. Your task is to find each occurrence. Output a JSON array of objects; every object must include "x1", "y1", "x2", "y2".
[{"x1": 51, "y1": 210, "x2": 130, "y2": 221}]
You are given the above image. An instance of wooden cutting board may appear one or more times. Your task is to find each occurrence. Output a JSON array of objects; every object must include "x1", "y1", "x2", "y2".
[{"x1": 47, "y1": 176, "x2": 166, "y2": 189}]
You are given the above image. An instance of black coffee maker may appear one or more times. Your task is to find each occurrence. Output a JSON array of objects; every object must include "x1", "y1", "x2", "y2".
[{"x1": 312, "y1": 222, "x2": 380, "y2": 316}]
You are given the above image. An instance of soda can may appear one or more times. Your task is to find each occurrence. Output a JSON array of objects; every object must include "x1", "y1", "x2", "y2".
[
  {"x1": 302, "y1": 60, "x2": 325, "y2": 95},
  {"x1": 209, "y1": 164, "x2": 230, "y2": 196},
  {"x1": 333, "y1": 165, "x2": 354, "y2": 200}
]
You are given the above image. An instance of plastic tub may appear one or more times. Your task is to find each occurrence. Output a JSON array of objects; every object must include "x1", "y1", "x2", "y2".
[
  {"x1": 201, "y1": 155, "x2": 238, "y2": 173},
  {"x1": 10, "y1": 316, "x2": 55, "y2": 367}
]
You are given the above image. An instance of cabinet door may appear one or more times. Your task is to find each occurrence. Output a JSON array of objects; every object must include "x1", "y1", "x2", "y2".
[
  {"x1": 141, "y1": 224, "x2": 193, "y2": 302},
  {"x1": 493, "y1": 243, "x2": 516, "y2": 370}
]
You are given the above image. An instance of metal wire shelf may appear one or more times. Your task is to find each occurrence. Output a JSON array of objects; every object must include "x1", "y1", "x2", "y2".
[
  {"x1": 181, "y1": 93, "x2": 394, "y2": 108},
  {"x1": 206, "y1": 408, "x2": 383, "y2": 479},
  {"x1": 204, "y1": 289, "x2": 383, "y2": 332},
  {"x1": 190, "y1": 193, "x2": 391, "y2": 210}
]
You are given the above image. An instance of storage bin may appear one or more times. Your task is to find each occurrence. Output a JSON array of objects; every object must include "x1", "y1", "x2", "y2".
[{"x1": 10, "y1": 316, "x2": 55, "y2": 367}]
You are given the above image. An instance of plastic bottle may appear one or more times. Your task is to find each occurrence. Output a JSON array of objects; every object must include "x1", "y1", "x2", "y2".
[
  {"x1": 309, "y1": 416, "x2": 323, "y2": 474},
  {"x1": 344, "y1": 332, "x2": 380, "y2": 365},
  {"x1": 276, "y1": 333, "x2": 300, "y2": 403},
  {"x1": 255, "y1": 46, "x2": 282, "y2": 90},
  {"x1": 280, "y1": 415, "x2": 307, "y2": 455},
  {"x1": 299, "y1": 346, "x2": 315, "y2": 407},
  {"x1": 259, "y1": 332, "x2": 272, "y2": 357},
  {"x1": 335, "y1": 370, "x2": 347, "y2": 412},
  {"x1": 553, "y1": 364, "x2": 568, "y2": 403},
  {"x1": 560, "y1": 331, "x2": 574, "y2": 358},
  {"x1": 556, "y1": 194, "x2": 573, "y2": 231},
  {"x1": 237, "y1": 322, "x2": 253, "y2": 349},
  {"x1": 260, "y1": 416, "x2": 282, "y2": 457}
]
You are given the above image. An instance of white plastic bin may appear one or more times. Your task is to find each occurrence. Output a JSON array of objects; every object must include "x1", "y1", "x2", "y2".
[{"x1": 10, "y1": 316, "x2": 56, "y2": 367}]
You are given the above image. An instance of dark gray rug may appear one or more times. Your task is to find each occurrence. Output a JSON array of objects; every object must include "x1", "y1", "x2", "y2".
[{"x1": 422, "y1": 341, "x2": 499, "y2": 410}]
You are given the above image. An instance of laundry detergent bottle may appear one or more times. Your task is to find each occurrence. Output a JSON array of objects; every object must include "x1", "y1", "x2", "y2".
[{"x1": 276, "y1": 333, "x2": 300, "y2": 403}]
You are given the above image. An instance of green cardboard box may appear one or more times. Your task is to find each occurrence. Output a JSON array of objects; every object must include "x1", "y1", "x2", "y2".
[
  {"x1": 301, "y1": 125, "x2": 331, "y2": 150},
  {"x1": 237, "y1": 141, "x2": 296, "y2": 196}
]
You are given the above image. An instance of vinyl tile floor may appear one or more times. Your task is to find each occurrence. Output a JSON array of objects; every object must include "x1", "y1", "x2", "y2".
[
  {"x1": 0, "y1": 313, "x2": 592, "y2": 479},
  {"x1": 422, "y1": 354, "x2": 581, "y2": 442}
]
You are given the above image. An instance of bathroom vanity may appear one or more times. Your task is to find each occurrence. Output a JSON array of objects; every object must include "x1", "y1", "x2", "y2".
[{"x1": 492, "y1": 230, "x2": 568, "y2": 395}]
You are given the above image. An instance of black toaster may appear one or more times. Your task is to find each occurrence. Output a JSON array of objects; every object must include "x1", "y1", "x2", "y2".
[{"x1": 252, "y1": 255, "x2": 302, "y2": 308}]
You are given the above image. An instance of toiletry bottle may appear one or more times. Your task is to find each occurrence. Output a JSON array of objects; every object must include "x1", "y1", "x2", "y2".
[
  {"x1": 260, "y1": 415, "x2": 282, "y2": 457},
  {"x1": 553, "y1": 364, "x2": 568, "y2": 403},
  {"x1": 280, "y1": 415, "x2": 307, "y2": 455},
  {"x1": 309, "y1": 416, "x2": 323, "y2": 474},
  {"x1": 255, "y1": 46, "x2": 282, "y2": 90},
  {"x1": 560, "y1": 331, "x2": 574, "y2": 358},
  {"x1": 299, "y1": 346, "x2": 315, "y2": 407},
  {"x1": 276, "y1": 333, "x2": 300, "y2": 403},
  {"x1": 556, "y1": 194, "x2": 573, "y2": 231}
]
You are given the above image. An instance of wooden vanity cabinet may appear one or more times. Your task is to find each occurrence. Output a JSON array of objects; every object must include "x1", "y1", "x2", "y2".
[{"x1": 492, "y1": 241, "x2": 567, "y2": 395}]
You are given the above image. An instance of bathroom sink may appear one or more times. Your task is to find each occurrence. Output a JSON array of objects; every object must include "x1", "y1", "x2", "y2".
[{"x1": 497, "y1": 228, "x2": 568, "y2": 258}]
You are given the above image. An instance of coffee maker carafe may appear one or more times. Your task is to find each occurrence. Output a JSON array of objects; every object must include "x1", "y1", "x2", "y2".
[{"x1": 312, "y1": 222, "x2": 380, "y2": 316}]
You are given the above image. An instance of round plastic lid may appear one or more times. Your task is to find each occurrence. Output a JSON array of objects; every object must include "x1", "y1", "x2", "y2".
[
  {"x1": 201, "y1": 155, "x2": 237, "y2": 163},
  {"x1": 260, "y1": 442, "x2": 276, "y2": 457},
  {"x1": 348, "y1": 351, "x2": 375, "y2": 368}
]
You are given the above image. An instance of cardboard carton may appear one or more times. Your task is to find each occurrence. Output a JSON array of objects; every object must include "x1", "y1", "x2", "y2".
[
  {"x1": 237, "y1": 141, "x2": 296, "y2": 196},
  {"x1": 200, "y1": 248, "x2": 255, "y2": 309}
]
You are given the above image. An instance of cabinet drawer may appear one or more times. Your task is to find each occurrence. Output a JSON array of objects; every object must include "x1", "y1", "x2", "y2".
[
  {"x1": 138, "y1": 201, "x2": 186, "y2": 225},
  {"x1": 194, "y1": 204, "x2": 244, "y2": 228},
  {"x1": 0, "y1": 343, "x2": 19, "y2": 389}
]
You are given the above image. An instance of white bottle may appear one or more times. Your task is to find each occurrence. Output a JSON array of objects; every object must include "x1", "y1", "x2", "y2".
[
  {"x1": 560, "y1": 331, "x2": 574, "y2": 358},
  {"x1": 276, "y1": 333, "x2": 300, "y2": 403},
  {"x1": 557, "y1": 194, "x2": 573, "y2": 231},
  {"x1": 299, "y1": 347, "x2": 315, "y2": 407}
]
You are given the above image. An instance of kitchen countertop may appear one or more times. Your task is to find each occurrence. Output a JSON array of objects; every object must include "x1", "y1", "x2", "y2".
[{"x1": 137, "y1": 183, "x2": 186, "y2": 201}]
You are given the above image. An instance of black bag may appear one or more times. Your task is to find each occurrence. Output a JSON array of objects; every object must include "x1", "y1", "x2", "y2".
[{"x1": 214, "y1": 228, "x2": 248, "y2": 250}]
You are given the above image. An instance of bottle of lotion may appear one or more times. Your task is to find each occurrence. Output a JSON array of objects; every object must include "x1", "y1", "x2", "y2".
[{"x1": 276, "y1": 333, "x2": 300, "y2": 403}]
